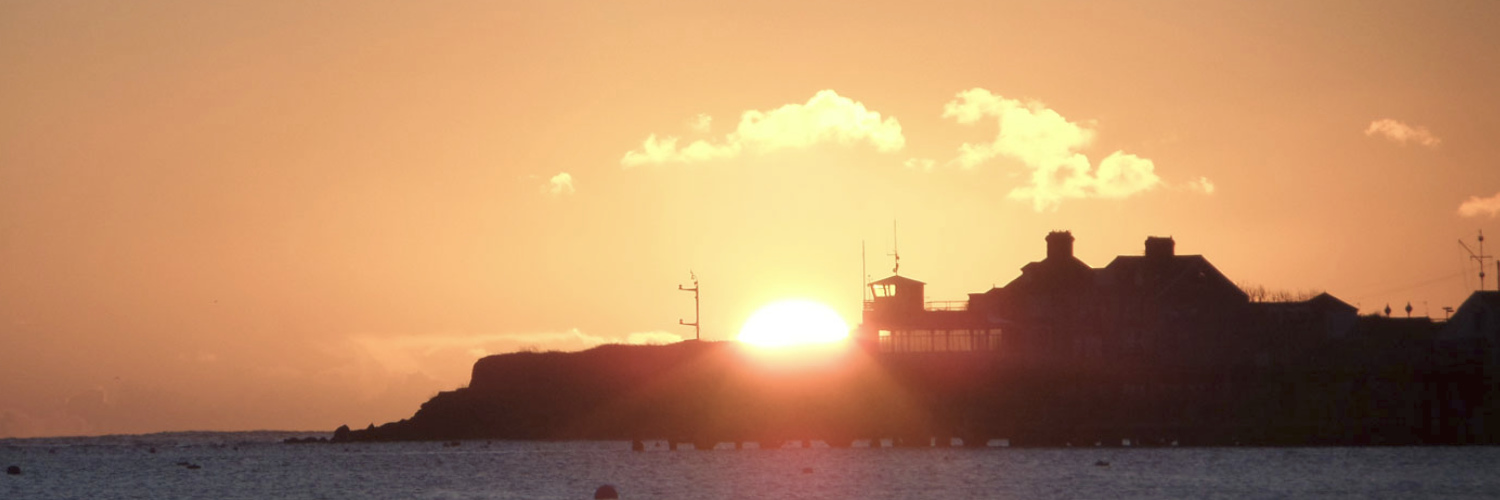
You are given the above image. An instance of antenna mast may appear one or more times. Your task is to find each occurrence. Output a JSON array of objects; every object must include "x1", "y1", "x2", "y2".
[
  {"x1": 678, "y1": 271, "x2": 700, "y2": 341},
  {"x1": 888, "y1": 220, "x2": 900, "y2": 275},
  {"x1": 1459, "y1": 230, "x2": 1493, "y2": 291}
]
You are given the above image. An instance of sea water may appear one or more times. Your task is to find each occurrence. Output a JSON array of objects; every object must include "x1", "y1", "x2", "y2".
[{"x1": 3, "y1": 432, "x2": 1500, "y2": 499}]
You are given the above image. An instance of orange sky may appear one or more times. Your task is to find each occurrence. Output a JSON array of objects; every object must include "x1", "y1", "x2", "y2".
[{"x1": 2, "y1": 0, "x2": 1498, "y2": 437}]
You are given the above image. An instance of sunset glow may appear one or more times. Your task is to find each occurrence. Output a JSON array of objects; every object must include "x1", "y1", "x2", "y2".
[
  {"x1": 1, "y1": 1, "x2": 1497, "y2": 439},
  {"x1": 738, "y1": 300, "x2": 850, "y2": 347}
]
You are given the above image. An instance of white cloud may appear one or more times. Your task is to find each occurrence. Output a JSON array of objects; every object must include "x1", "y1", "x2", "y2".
[
  {"x1": 546, "y1": 172, "x2": 574, "y2": 195},
  {"x1": 621, "y1": 90, "x2": 905, "y2": 167},
  {"x1": 1185, "y1": 176, "x2": 1216, "y2": 195},
  {"x1": 903, "y1": 158, "x2": 935, "y2": 172},
  {"x1": 1365, "y1": 119, "x2": 1441, "y2": 147},
  {"x1": 354, "y1": 329, "x2": 686, "y2": 370},
  {"x1": 624, "y1": 331, "x2": 683, "y2": 345},
  {"x1": 687, "y1": 113, "x2": 713, "y2": 133},
  {"x1": 1458, "y1": 191, "x2": 1500, "y2": 217},
  {"x1": 621, "y1": 135, "x2": 741, "y2": 166},
  {"x1": 941, "y1": 88, "x2": 1164, "y2": 211}
]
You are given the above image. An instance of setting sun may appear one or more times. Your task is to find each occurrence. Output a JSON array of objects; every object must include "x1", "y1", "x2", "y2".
[{"x1": 737, "y1": 300, "x2": 851, "y2": 347}]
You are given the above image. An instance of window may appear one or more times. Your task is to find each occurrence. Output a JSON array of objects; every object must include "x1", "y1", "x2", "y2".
[
  {"x1": 949, "y1": 330, "x2": 973, "y2": 352},
  {"x1": 910, "y1": 330, "x2": 932, "y2": 352},
  {"x1": 872, "y1": 284, "x2": 896, "y2": 298}
]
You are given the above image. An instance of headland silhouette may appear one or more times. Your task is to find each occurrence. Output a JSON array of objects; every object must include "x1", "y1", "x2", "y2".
[{"x1": 329, "y1": 232, "x2": 1500, "y2": 447}]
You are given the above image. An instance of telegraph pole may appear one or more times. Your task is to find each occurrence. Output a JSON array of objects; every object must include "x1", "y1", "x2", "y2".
[{"x1": 679, "y1": 272, "x2": 700, "y2": 341}]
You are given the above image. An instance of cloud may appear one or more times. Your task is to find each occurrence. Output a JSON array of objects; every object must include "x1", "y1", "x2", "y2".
[
  {"x1": 546, "y1": 172, "x2": 574, "y2": 195},
  {"x1": 1365, "y1": 119, "x2": 1440, "y2": 147},
  {"x1": 903, "y1": 158, "x2": 935, "y2": 172},
  {"x1": 687, "y1": 113, "x2": 713, "y2": 133},
  {"x1": 941, "y1": 88, "x2": 1166, "y2": 211},
  {"x1": 621, "y1": 90, "x2": 905, "y2": 167},
  {"x1": 1458, "y1": 191, "x2": 1500, "y2": 217},
  {"x1": 352, "y1": 329, "x2": 686, "y2": 375},
  {"x1": 624, "y1": 331, "x2": 683, "y2": 345},
  {"x1": 1185, "y1": 176, "x2": 1216, "y2": 194}
]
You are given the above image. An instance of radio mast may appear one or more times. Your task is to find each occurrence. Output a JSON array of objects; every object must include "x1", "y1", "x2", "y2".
[
  {"x1": 678, "y1": 271, "x2": 700, "y2": 341},
  {"x1": 888, "y1": 220, "x2": 900, "y2": 275},
  {"x1": 1459, "y1": 230, "x2": 1493, "y2": 291}
]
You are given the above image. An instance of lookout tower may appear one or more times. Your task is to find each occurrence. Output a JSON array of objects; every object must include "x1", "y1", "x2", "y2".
[{"x1": 867, "y1": 275, "x2": 926, "y2": 318}]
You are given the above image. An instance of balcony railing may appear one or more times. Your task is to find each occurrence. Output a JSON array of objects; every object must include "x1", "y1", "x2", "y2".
[
  {"x1": 924, "y1": 300, "x2": 968, "y2": 312},
  {"x1": 863, "y1": 300, "x2": 969, "y2": 312}
]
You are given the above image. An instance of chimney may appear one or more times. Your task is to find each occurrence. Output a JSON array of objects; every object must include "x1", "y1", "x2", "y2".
[
  {"x1": 1045, "y1": 231, "x2": 1074, "y2": 261},
  {"x1": 1145, "y1": 236, "x2": 1175, "y2": 259}
]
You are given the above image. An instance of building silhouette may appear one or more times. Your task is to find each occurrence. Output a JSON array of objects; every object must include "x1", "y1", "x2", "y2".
[
  {"x1": 338, "y1": 231, "x2": 1500, "y2": 446},
  {"x1": 858, "y1": 231, "x2": 1357, "y2": 366}
]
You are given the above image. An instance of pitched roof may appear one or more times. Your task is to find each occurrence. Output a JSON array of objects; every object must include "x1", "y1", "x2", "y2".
[
  {"x1": 1097, "y1": 254, "x2": 1247, "y2": 301},
  {"x1": 1307, "y1": 292, "x2": 1358, "y2": 313},
  {"x1": 870, "y1": 275, "x2": 925, "y2": 286},
  {"x1": 1475, "y1": 291, "x2": 1500, "y2": 308}
]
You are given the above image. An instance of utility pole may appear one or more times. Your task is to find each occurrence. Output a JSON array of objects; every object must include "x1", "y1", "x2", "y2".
[
  {"x1": 1459, "y1": 230, "x2": 1493, "y2": 291},
  {"x1": 678, "y1": 272, "x2": 700, "y2": 341}
]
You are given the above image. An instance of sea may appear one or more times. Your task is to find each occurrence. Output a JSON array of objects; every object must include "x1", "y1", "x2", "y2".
[{"x1": 3, "y1": 432, "x2": 1500, "y2": 500}]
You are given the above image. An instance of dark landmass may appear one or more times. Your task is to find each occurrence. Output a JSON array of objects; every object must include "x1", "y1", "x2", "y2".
[
  {"x1": 334, "y1": 318, "x2": 1494, "y2": 447},
  {"x1": 334, "y1": 233, "x2": 1500, "y2": 447}
]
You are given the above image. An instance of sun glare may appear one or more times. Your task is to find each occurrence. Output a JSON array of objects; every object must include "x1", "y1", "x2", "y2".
[{"x1": 738, "y1": 300, "x2": 850, "y2": 347}]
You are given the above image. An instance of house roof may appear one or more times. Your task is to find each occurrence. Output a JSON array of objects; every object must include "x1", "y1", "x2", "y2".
[
  {"x1": 1097, "y1": 254, "x2": 1248, "y2": 301},
  {"x1": 1307, "y1": 292, "x2": 1358, "y2": 313},
  {"x1": 1474, "y1": 291, "x2": 1500, "y2": 308},
  {"x1": 1005, "y1": 255, "x2": 1093, "y2": 290},
  {"x1": 1435, "y1": 291, "x2": 1500, "y2": 341},
  {"x1": 870, "y1": 275, "x2": 925, "y2": 286}
]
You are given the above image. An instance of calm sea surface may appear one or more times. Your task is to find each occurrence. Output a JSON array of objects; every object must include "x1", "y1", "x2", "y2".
[{"x1": 3, "y1": 432, "x2": 1499, "y2": 499}]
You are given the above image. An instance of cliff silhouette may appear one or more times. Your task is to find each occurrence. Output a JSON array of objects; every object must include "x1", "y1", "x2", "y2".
[{"x1": 333, "y1": 317, "x2": 1489, "y2": 446}]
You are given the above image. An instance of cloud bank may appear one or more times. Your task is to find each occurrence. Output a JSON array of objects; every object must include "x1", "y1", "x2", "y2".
[
  {"x1": 621, "y1": 90, "x2": 905, "y2": 167},
  {"x1": 941, "y1": 88, "x2": 1167, "y2": 211},
  {"x1": 1365, "y1": 119, "x2": 1441, "y2": 147},
  {"x1": 1459, "y1": 191, "x2": 1500, "y2": 218}
]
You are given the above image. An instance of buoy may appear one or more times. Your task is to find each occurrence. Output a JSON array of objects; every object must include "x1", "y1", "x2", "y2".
[
  {"x1": 631, "y1": 440, "x2": 645, "y2": 452},
  {"x1": 1094, "y1": 460, "x2": 1110, "y2": 467},
  {"x1": 6, "y1": 465, "x2": 20, "y2": 475},
  {"x1": 185, "y1": 464, "x2": 202, "y2": 470},
  {"x1": 593, "y1": 484, "x2": 619, "y2": 499}
]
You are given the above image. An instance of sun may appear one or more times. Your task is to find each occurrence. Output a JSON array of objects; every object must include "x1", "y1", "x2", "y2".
[{"x1": 738, "y1": 299, "x2": 850, "y2": 347}]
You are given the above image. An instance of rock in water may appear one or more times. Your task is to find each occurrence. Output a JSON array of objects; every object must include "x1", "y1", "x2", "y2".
[
  {"x1": 6, "y1": 465, "x2": 20, "y2": 475},
  {"x1": 593, "y1": 484, "x2": 619, "y2": 499}
]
